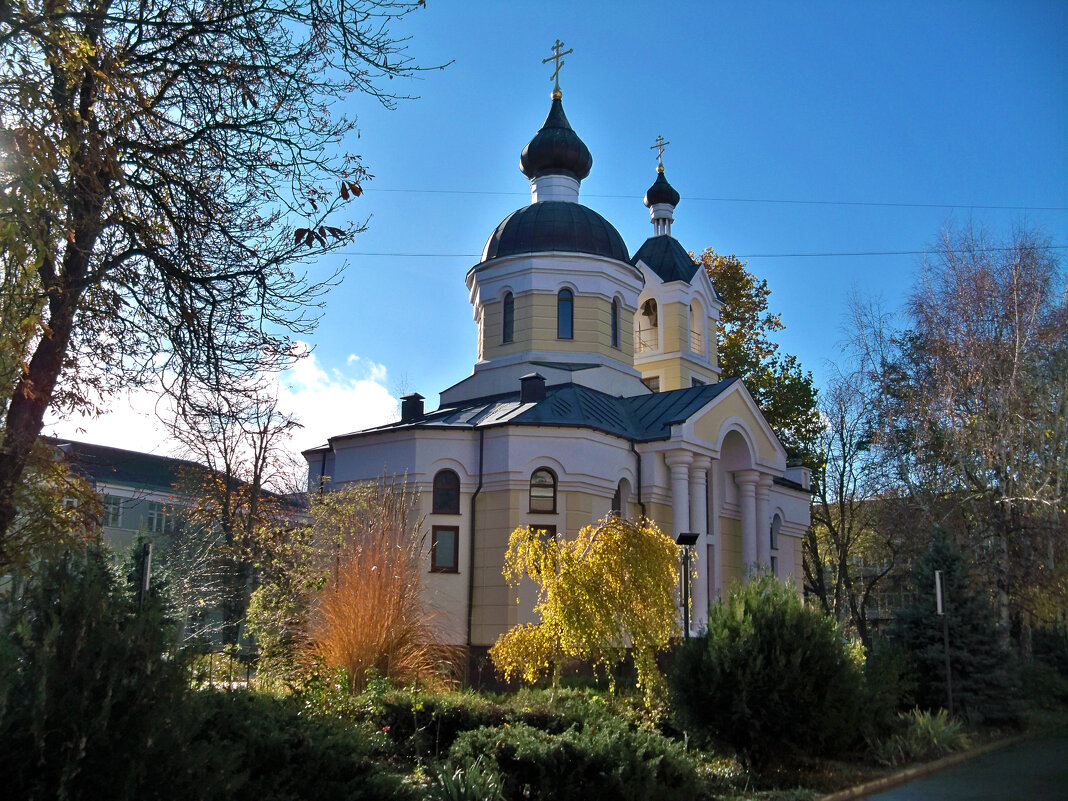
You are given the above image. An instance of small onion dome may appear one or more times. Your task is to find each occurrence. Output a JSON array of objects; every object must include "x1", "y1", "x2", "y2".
[
  {"x1": 644, "y1": 168, "x2": 680, "y2": 208},
  {"x1": 482, "y1": 201, "x2": 629, "y2": 263},
  {"x1": 520, "y1": 97, "x2": 593, "y2": 181}
]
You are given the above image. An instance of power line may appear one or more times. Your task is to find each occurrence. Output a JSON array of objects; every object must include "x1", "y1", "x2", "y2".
[
  {"x1": 331, "y1": 244, "x2": 1067, "y2": 260},
  {"x1": 366, "y1": 186, "x2": 1068, "y2": 212}
]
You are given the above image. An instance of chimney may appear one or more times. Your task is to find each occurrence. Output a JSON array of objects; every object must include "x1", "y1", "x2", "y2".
[
  {"x1": 400, "y1": 393, "x2": 424, "y2": 422},
  {"x1": 519, "y1": 373, "x2": 547, "y2": 404}
]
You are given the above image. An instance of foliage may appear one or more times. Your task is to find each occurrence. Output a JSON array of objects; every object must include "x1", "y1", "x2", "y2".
[
  {"x1": 858, "y1": 641, "x2": 916, "y2": 739},
  {"x1": 429, "y1": 756, "x2": 506, "y2": 801},
  {"x1": 246, "y1": 512, "x2": 327, "y2": 683},
  {"x1": 448, "y1": 718, "x2": 701, "y2": 801},
  {"x1": 1019, "y1": 661, "x2": 1068, "y2": 709},
  {"x1": 0, "y1": 0, "x2": 440, "y2": 561},
  {"x1": 177, "y1": 690, "x2": 410, "y2": 801},
  {"x1": 669, "y1": 574, "x2": 864, "y2": 768},
  {"x1": 846, "y1": 224, "x2": 1067, "y2": 646},
  {"x1": 306, "y1": 479, "x2": 459, "y2": 692},
  {"x1": 697, "y1": 249, "x2": 821, "y2": 463},
  {"x1": 170, "y1": 387, "x2": 306, "y2": 645},
  {"x1": 0, "y1": 549, "x2": 189, "y2": 801},
  {"x1": 869, "y1": 709, "x2": 970, "y2": 767},
  {"x1": 3, "y1": 438, "x2": 104, "y2": 570},
  {"x1": 489, "y1": 515, "x2": 679, "y2": 710},
  {"x1": 804, "y1": 367, "x2": 900, "y2": 650},
  {"x1": 889, "y1": 530, "x2": 1019, "y2": 724}
]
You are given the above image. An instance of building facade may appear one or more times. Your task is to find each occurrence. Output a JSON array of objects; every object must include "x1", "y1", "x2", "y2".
[{"x1": 305, "y1": 83, "x2": 811, "y2": 649}]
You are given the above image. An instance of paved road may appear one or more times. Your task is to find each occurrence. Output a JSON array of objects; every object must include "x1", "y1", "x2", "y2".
[{"x1": 865, "y1": 729, "x2": 1068, "y2": 800}]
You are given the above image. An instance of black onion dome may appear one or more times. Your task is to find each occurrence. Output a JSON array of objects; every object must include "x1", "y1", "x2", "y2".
[
  {"x1": 519, "y1": 98, "x2": 593, "y2": 181},
  {"x1": 644, "y1": 169, "x2": 681, "y2": 208},
  {"x1": 482, "y1": 201, "x2": 629, "y2": 263}
]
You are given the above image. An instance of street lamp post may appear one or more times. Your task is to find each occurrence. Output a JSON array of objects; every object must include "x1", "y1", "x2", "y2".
[{"x1": 676, "y1": 532, "x2": 699, "y2": 638}]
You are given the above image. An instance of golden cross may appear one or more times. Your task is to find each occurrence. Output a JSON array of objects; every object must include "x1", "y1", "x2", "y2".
[
  {"x1": 650, "y1": 135, "x2": 670, "y2": 167},
  {"x1": 542, "y1": 39, "x2": 574, "y2": 97}
]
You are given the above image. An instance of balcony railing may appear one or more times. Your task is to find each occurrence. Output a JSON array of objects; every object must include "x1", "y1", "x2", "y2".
[{"x1": 635, "y1": 330, "x2": 658, "y2": 353}]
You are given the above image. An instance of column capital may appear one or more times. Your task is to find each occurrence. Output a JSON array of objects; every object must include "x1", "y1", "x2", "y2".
[
  {"x1": 665, "y1": 450, "x2": 694, "y2": 469},
  {"x1": 734, "y1": 469, "x2": 760, "y2": 489},
  {"x1": 690, "y1": 455, "x2": 712, "y2": 473}
]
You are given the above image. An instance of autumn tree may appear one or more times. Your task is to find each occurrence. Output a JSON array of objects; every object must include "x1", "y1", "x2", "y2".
[
  {"x1": 0, "y1": 0, "x2": 442, "y2": 564},
  {"x1": 804, "y1": 365, "x2": 901, "y2": 651},
  {"x1": 489, "y1": 516, "x2": 680, "y2": 711},
  {"x1": 697, "y1": 250, "x2": 820, "y2": 462},
  {"x1": 849, "y1": 224, "x2": 1068, "y2": 651},
  {"x1": 168, "y1": 384, "x2": 303, "y2": 645}
]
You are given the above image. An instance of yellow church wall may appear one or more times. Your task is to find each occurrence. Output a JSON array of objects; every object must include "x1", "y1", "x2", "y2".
[
  {"x1": 479, "y1": 292, "x2": 633, "y2": 364},
  {"x1": 719, "y1": 516, "x2": 743, "y2": 587},
  {"x1": 470, "y1": 487, "x2": 522, "y2": 646},
  {"x1": 565, "y1": 490, "x2": 594, "y2": 536},
  {"x1": 692, "y1": 390, "x2": 780, "y2": 461}
]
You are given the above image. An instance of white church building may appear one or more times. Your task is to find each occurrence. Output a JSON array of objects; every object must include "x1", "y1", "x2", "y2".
[{"x1": 305, "y1": 67, "x2": 811, "y2": 654}]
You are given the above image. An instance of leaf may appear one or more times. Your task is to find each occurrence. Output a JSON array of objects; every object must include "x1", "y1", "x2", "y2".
[
  {"x1": 340, "y1": 182, "x2": 349, "y2": 200},
  {"x1": 348, "y1": 181, "x2": 362, "y2": 197},
  {"x1": 294, "y1": 228, "x2": 307, "y2": 244},
  {"x1": 304, "y1": 230, "x2": 315, "y2": 247}
]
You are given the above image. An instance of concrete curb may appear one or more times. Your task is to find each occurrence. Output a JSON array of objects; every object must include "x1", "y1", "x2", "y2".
[{"x1": 817, "y1": 730, "x2": 1037, "y2": 801}]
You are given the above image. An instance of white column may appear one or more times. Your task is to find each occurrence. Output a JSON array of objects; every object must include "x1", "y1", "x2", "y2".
[
  {"x1": 666, "y1": 451, "x2": 693, "y2": 537},
  {"x1": 755, "y1": 474, "x2": 772, "y2": 567},
  {"x1": 689, "y1": 456, "x2": 712, "y2": 632},
  {"x1": 735, "y1": 470, "x2": 759, "y2": 575},
  {"x1": 709, "y1": 460, "x2": 723, "y2": 602}
]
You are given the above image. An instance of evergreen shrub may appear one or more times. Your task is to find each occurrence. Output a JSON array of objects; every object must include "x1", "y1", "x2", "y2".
[
  {"x1": 889, "y1": 531, "x2": 1019, "y2": 724},
  {"x1": 0, "y1": 551, "x2": 191, "y2": 801},
  {"x1": 668, "y1": 575, "x2": 864, "y2": 767},
  {"x1": 448, "y1": 718, "x2": 701, "y2": 801}
]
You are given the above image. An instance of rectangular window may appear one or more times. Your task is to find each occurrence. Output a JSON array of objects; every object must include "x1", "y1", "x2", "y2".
[
  {"x1": 431, "y1": 526, "x2": 459, "y2": 573},
  {"x1": 104, "y1": 495, "x2": 123, "y2": 528},
  {"x1": 146, "y1": 501, "x2": 176, "y2": 535},
  {"x1": 642, "y1": 376, "x2": 660, "y2": 393},
  {"x1": 691, "y1": 376, "x2": 706, "y2": 387}
]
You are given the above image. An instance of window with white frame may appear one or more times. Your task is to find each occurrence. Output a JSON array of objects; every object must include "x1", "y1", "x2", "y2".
[
  {"x1": 103, "y1": 495, "x2": 123, "y2": 528},
  {"x1": 146, "y1": 501, "x2": 176, "y2": 535}
]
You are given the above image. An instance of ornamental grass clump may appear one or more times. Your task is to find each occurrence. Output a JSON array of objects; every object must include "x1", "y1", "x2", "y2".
[
  {"x1": 489, "y1": 515, "x2": 680, "y2": 711},
  {"x1": 306, "y1": 479, "x2": 458, "y2": 692}
]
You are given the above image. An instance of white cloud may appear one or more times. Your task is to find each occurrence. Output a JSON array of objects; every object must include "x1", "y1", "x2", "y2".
[
  {"x1": 45, "y1": 345, "x2": 400, "y2": 461},
  {"x1": 275, "y1": 348, "x2": 399, "y2": 453}
]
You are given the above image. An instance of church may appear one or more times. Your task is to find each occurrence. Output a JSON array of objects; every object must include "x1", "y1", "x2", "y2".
[{"x1": 304, "y1": 52, "x2": 811, "y2": 652}]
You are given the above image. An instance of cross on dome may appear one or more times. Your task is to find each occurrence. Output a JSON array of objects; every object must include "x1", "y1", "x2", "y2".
[
  {"x1": 650, "y1": 135, "x2": 670, "y2": 172},
  {"x1": 542, "y1": 39, "x2": 573, "y2": 99}
]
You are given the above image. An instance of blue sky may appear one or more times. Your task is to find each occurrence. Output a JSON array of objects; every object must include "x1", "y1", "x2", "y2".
[{"x1": 53, "y1": 1, "x2": 1068, "y2": 457}]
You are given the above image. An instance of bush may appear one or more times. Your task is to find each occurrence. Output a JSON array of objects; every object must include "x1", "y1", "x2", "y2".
[
  {"x1": 1020, "y1": 662, "x2": 1068, "y2": 709},
  {"x1": 177, "y1": 691, "x2": 410, "y2": 801},
  {"x1": 0, "y1": 551, "x2": 190, "y2": 801},
  {"x1": 668, "y1": 575, "x2": 864, "y2": 768},
  {"x1": 448, "y1": 718, "x2": 701, "y2": 801},
  {"x1": 890, "y1": 530, "x2": 1019, "y2": 724},
  {"x1": 870, "y1": 708, "x2": 970, "y2": 767},
  {"x1": 859, "y1": 642, "x2": 916, "y2": 739}
]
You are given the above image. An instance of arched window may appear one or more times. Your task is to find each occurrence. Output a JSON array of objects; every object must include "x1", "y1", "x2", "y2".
[
  {"x1": 689, "y1": 300, "x2": 704, "y2": 356},
  {"x1": 610, "y1": 298, "x2": 620, "y2": 348},
  {"x1": 611, "y1": 479, "x2": 630, "y2": 517},
  {"x1": 557, "y1": 289, "x2": 573, "y2": 339},
  {"x1": 529, "y1": 468, "x2": 557, "y2": 513},
  {"x1": 770, "y1": 514, "x2": 782, "y2": 551},
  {"x1": 636, "y1": 298, "x2": 658, "y2": 352},
  {"x1": 502, "y1": 292, "x2": 514, "y2": 344},
  {"x1": 432, "y1": 469, "x2": 460, "y2": 514}
]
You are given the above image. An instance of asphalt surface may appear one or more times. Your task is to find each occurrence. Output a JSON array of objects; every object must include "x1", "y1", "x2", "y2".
[{"x1": 864, "y1": 729, "x2": 1068, "y2": 800}]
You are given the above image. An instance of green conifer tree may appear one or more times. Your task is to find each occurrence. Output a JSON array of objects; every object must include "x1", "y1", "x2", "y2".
[{"x1": 890, "y1": 530, "x2": 1019, "y2": 723}]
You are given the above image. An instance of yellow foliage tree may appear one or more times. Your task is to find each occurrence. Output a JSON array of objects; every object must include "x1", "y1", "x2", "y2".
[{"x1": 489, "y1": 516, "x2": 680, "y2": 709}]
